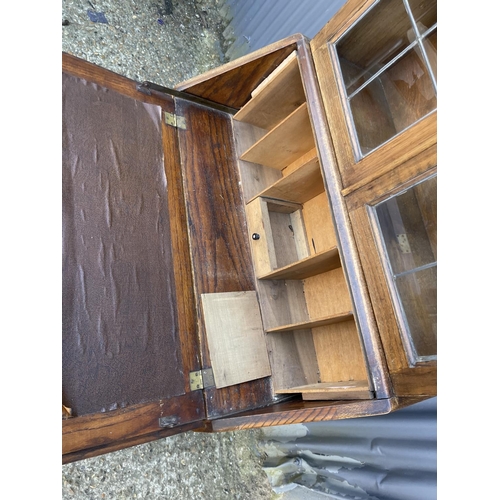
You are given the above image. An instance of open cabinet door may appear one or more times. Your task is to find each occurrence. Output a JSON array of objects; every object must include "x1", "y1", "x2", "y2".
[
  {"x1": 310, "y1": 0, "x2": 437, "y2": 397},
  {"x1": 62, "y1": 54, "x2": 205, "y2": 463}
]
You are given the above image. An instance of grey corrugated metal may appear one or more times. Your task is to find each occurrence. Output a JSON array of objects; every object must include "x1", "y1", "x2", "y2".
[
  {"x1": 223, "y1": 0, "x2": 348, "y2": 60},
  {"x1": 261, "y1": 398, "x2": 437, "y2": 499}
]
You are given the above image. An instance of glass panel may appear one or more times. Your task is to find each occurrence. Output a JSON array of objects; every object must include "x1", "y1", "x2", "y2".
[
  {"x1": 395, "y1": 265, "x2": 437, "y2": 357},
  {"x1": 373, "y1": 175, "x2": 437, "y2": 361},
  {"x1": 407, "y1": 0, "x2": 437, "y2": 34},
  {"x1": 374, "y1": 176, "x2": 437, "y2": 275},
  {"x1": 350, "y1": 44, "x2": 437, "y2": 155},
  {"x1": 336, "y1": 0, "x2": 416, "y2": 95}
]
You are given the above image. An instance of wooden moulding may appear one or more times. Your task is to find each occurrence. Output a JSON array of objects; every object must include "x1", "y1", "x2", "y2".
[
  {"x1": 240, "y1": 103, "x2": 316, "y2": 169},
  {"x1": 233, "y1": 50, "x2": 306, "y2": 130},
  {"x1": 295, "y1": 37, "x2": 393, "y2": 398},
  {"x1": 62, "y1": 392, "x2": 205, "y2": 463},
  {"x1": 208, "y1": 397, "x2": 413, "y2": 432}
]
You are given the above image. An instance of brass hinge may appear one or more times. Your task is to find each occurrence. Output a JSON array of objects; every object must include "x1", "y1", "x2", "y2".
[
  {"x1": 164, "y1": 111, "x2": 186, "y2": 130},
  {"x1": 189, "y1": 368, "x2": 215, "y2": 391}
]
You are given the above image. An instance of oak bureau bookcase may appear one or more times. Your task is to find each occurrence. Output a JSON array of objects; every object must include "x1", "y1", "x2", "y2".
[{"x1": 62, "y1": 0, "x2": 437, "y2": 463}]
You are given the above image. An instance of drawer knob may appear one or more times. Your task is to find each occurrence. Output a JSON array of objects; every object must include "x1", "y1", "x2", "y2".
[{"x1": 252, "y1": 233, "x2": 260, "y2": 240}]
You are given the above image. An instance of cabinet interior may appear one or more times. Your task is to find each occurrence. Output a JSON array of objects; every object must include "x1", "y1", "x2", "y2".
[{"x1": 232, "y1": 51, "x2": 372, "y2": 401}]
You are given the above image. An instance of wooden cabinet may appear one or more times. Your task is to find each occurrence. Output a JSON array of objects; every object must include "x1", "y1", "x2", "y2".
[{"x1": 62, "y1": 0, "x2": 437, "y2": 463}]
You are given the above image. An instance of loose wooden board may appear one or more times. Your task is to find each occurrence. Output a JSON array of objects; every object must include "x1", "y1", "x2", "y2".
[{"x1": 201, "y1": 291, "x2": 271, "y2": 389}]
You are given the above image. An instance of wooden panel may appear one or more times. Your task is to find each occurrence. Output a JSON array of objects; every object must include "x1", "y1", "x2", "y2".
[
  {"x1": 63, "y1": 421, "x2": 204, "y2": 464},
  {"x1": 162, "y1": 117, "x2": 201, "y2": 394},
  {"x1": 313, "y1": 320, "x2": 370, "y2": 383},
  {"x1": 349, "y1": 205, "x2": 408, "y2": 372},
  {"x1": 234, "y1": 51, "x2": 306, "y2": 130},
  {"x1": 346, "y1": 160, "x2": 438, "y2": 397},
  {"x1": 302, "y1": 191, "x2": 338, "y2": 253},
  {"x1": 304, "y1": 267, "x2": 353, "y2": 318},
  {"x1": 251, "y1": 152, "x2": 322, "y2": 204},
  {"x1": 266, "y1": 312, "x2": 353, "y2": 333},
  {"x1": 281, "y1": 148, "x2": 318, "y2": 177},
  {"x1": 266, "y1": 330, "x2": 320, "y2": 392},
  {"x1": 62, "y1": 392, "x2": 204, "y2": 463},
  {"x1": 310, "y1": 0, "x2": 437, "y2": 193},
  {"x1": 232, "y1": 120, "x2": 282, "y2": 203},
  {"x1": 241, "y1": 103, "x2": 316, "y2": 169},
  {"x1": 62, "y1": 54, "x2": 204, "y2": 462},
  {"x1": 302, "y1": 391, "x2": 371, "y2": 401},
  {"x1": 256, "y1": 279, "x2": 309, "y2": 331},
  {"x1": 175, "y1": 36, "x2": 301, "y2": 108},
  {"x1": 268, "y1": 210, "x2": 302, "y2": 268},
  {"x1": 258, "y1": 248, "x2": 341, "y2": 281},
  {"x1": 201, "y1": 292, "x2": 271, "y2": 388},
  {"x1": 63, "y1": 52, "x2": 176, "y2": 108},
  {"x1": 245, "y1": 197, "x2": 277, "y2": 276},
  {"x1": 176, "y1": 98, "x2": 274, "y2": 418},
  {"x1": 392, "y1": 364, "x2": 437, "y2": 396},
  {"x1": 344, "y1": 146, "x2": 437, "y2": 212},
  {"x1": 295, "y1": 38, "x2": 392, "y2": 398},
  {"x1": 209, "y1": 397, "x2": 397, "y2": 432}
]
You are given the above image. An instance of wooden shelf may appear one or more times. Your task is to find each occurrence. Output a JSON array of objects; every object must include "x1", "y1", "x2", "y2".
[
  {"x1": 249, "y1": 150, "x2": 323, "y2": 205},
  {"x1": 276, "y1": 380, "x2": 372, "y2": 400},
  {"x1": 266, "y1": 312, "x2": 353, "y2": 333},
  {"x1": 258, "y1": 247, "x2": 341, "y2": 280},
  {"x1": 240, "y1": 103, "x2": 315, "y2": 169},
  {"x1": 233, "y1": 51, "x2": 306, "y2": 130}
]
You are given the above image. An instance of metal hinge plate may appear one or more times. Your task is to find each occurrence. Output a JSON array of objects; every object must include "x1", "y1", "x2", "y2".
[
  {"x1": 189, "y1": 368, "x2": 215, "y2": 391},
  {"x1": 164, "y1": 111, "x2": 186, "y2": 129}
]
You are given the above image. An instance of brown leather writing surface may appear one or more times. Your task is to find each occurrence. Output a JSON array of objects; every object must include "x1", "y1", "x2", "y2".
[{"x1": 62, "y1": 73, "x2": 185, "y2": 416}]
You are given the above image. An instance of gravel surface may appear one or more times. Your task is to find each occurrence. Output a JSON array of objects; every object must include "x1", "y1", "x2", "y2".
[
  {"x1": 62, "y1": 1, "x2": 280, "y2": 498},
  {"x1": 62, "y1": 430, "x2": 280, "y2": 499},
  {"x1": 62, "y1": 0, "x2": 232, "y2": 87}
]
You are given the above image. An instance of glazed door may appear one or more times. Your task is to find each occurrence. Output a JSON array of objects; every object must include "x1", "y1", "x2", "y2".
[
  {"x1": 62, "y1": 54, "x2": 205, "y2": 462},
  {"x1": 311, "y1": 0, "x2": 437, "y2": 396}
]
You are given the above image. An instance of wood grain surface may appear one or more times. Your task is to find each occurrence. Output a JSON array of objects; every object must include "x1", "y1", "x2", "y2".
[
  {"x1": 175, "y1": 98, "x2": 274, "y2": 418},
  {"x1": 175, "y1": 36, "x2": 301, "y2": 108},
  {"x1": 63, "y1": 392, "x2": 205, "y2": 463}
]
